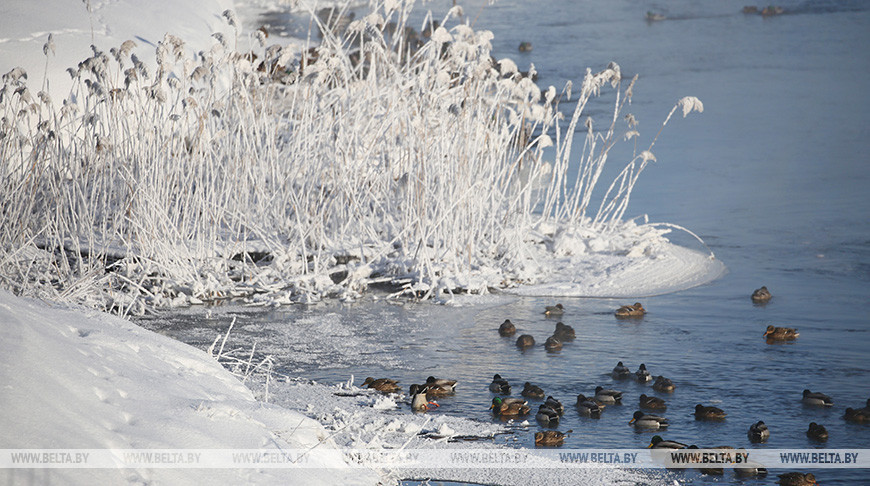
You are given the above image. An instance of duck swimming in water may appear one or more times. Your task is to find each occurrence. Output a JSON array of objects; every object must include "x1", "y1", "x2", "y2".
[
  {"x1": 751, "y1": 286, "x2": 772, "y2": 303},
  {"x1": 634, "y1": 363, "x2": 652, "y2": 383},
  {"x1": 648, "y1": 435, "x2": 688, "y2": 449},
  {"x1": 594, "y1": 386, "x2": 623, "y2": 404},
  {"x1": 544, "y1": 335, "x2": 562, "y2": 351},
  {"x1": 611, "y1": 361, "x2": 631, "y2": 380},
  {"x1": 409, "y1": 384, "x2": 439, "y2": 411},
  {"x1": 362, "y1": 377, "x2": 400, "y2": 393},
  {"x1": 844, "y1": 407, "x2": 869, "y2": 423},
  {"x1": 544, "y1": 396, "x2": 564, "y2": 415},
  {"x1": 553, "y1": 322, "x2": 575, "y2": 341},
  {"x1": 802, "y1": 389, "x2": 833, "y2": 407},
  {"x1": 534, "y1": 430, "x2": 570, "y2": 447},
  {"x1": 629, "y1": 410, "x2": 669, "y2": 429},
  {"x1": 615, "y1": 302, "x2": 645, "y2": 318},
  {"x1": 653, "y1": 375, "x2": 675, "y2": 392},
  {"x1": 748, "y1": 421, "x2": 770, "y2": 442},
  {"x1": 694, "y1": 403, "x2": 727, "y2": 420},
  {"x1": 806, "y1": 422, "x2": 828, "y2": 441},
  {"x1": 576, "y1": 394, "x2": 603, "y2": 417},
  {"x1": 522, "y1": 382, "x2": 545, "y2": 399},
  {"x1": 489, "y1": 374, "x2": 511, "y2": 394},
  {"x1": 516, "y1": 334, "x2": 535, "y2": 349},
  {"x1": 536, "y1": 404, "x2": 560, "y2": 426},
  {"x1": 490, "y1": 397, "x2": 530, "y2": 416},
  {"x1": 776, "y1": 472, "x2": 817, "y2": 486},
  {"x1": 498, "y1": 319, "x2": 516, "y2": 337},
  {"x1": 764, "y1": 325, "x2": 799, "y2": 341},
  {"x1": 424, "y1": 376, "x2": 457, "y2": 395},
  {"x1": 639, "y1": 394, "x2": 666, "y2": 410},
  {"x1": 544, "y1": 303, "x2": 564, "y2": 317}
]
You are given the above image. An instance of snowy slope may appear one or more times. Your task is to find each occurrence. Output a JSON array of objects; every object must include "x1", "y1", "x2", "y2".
[{"x1": 0, "y1": 290, "x2": 382, "y2": 485}]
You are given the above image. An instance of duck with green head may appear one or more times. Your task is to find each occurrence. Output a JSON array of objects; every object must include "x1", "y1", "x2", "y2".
[
  {"x1": 544, "y1": 303, "x2": 564, "y2": 317},
  {"x1": 630, "y1": 410, "x2": 668, "y2": 429},
  {"x1": 648, "y1": 435, "x2": 688, "y2": 449},
  {"x1": 802, "y1": 389, "x2": 833, "y2": 407},
  {"x1": 611, "y1": 361, "x2": 631, "y2": 380}
]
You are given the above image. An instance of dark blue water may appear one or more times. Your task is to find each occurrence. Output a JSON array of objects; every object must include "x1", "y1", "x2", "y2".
[{"x1": 140, "y1": 0, "x2": 870, "y2": 484}]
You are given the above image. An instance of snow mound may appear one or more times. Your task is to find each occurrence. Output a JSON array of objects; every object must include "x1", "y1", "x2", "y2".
[{"x1": 0, "y1": 290, "x2": 381, "y2": 485}]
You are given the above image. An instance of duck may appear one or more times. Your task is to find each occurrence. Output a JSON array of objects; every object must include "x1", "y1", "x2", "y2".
[
  {"x1": 644, "y1": 11, "x2": 666, "y2": 21},
  {"x1": 634, "y1": 363, "x2": 652, "y2": 383},
  {"x1": 544, "y1": 396, "x2": 565, "y2": 415},
  {"x1": 489, "y1": 374, "x2": 511, "y2": 394},
  {"x1": 424, "y1": 376, "x2": 457, "y2": 395},
  {"x1": 522, "y1": 382, "x2": 545, "y2": 399},
  {"x1": 806, "y1": 422, "x2": 828, "y2": 441},
  {"x1": 553, "y1": 322, "x2": 575, "y2": 341},
  {"x1": 544, "y1": 303, "x2": 564, "y2": 316},
  {"x1": 575, "y1": 394, "x2": 603, "y2": 417},
  {"x1": 652, "y1": 375, "x2": 675, "y2": 392},
  {"x1": 516, "y1": 334, "x2": 535, "y2": 349},
  {"x1": 802, "y1": 389, "x2": 833, "y2": 407},
  {"x1": 615, "y1": 302, "x2": 645, "y2": 318},
  {"x1": 498, "y1": 319, "x2": 516, "y2": 337},
  {"x1": 594, "y1": 386, "x2": 623, "y2": 404},
  {"x1": 751, "y1": 286, "x2": 772, "y2": 303},
  {"x1": 748, "y1": 421, "x2": 770, "y2": 442},
  {"x1": 629, "y1": 410, "x2": 668, "y2": 429},
  {"x1": 694, "y1": 403, "x2": 726, "y2": 420},
  {"x1": 648, "y1": 435, "x2": 688, "y2": 449},
  {"x1": 764, "y1": 325, "x2": 799, "y2": 340},
  {"x1": 762, "y1": 6, "x2": 786, "y2": 17},
  {"x1": 777, "y1": 472, "x2": 817, "y2": 486},
  {"x1": 844, "y1": 407, "x2": 869, "y2": 423},
  {"x1": 535, "y1": 404, "x2": 560, "y2": 426},
  {"x1": 639, "y1": 394, "x2": 666, "y2": 410},
  {"x1": 735, "y1": 462, "x2": 769, "y2": 477},
  {"x1": 534, "y1": 430, "x2": 570, "y2": 447},
  {"x1": 611, "y1": 361, "x2": 631, "y2": 380},
  {"x1": 544, "y1": 336, "x2": 562, "y2": 351},
  {"x1": 490, "y1": 397, "x2": 530, "y2": 416},
  {"x1": 409, "y1": 384, "x2": 439, "y2": 411},
  {"x1": 362, "y1": 377, "x2": 400, "y2": 393},
  {"x1": 518, "y1": 41, "x2": 533, "y2": 53}
]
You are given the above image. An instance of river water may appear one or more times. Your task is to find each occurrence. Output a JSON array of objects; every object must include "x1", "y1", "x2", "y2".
[{"x1": 137, "y1": 0, "x2": 870, "y2": 484}]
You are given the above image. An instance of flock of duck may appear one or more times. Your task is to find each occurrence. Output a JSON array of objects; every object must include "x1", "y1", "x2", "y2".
[{"x1": 359, "y1": 286, "x2": 868, "y2": 485}]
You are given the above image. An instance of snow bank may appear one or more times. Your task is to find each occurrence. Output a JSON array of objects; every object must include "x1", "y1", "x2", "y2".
[{"x1": 0, "y1": 290, "x2": 382, "y2": 485}]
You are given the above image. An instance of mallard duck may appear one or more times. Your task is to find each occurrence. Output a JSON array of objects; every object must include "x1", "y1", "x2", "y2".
[
  {"x1": 652, "y1": 375, "x2": 675, "y2": 392},
  {"x1": 752, "y1": 286, "x2": 772, "y2": 303},
  {"x1": 518, "y1": 41, "x2": 533, "y2": 53},
  {"x1": 648, "y1": 435, "x2": 688, "y2": 449},
  {"x1": 639, "y1": 394, "x2": 666, "y2": 410},
  {"x1": 802, "y1": 389, "x2": 832, "y2": 407},
  {"x1": 844, "y1": 407, "x2": 869, "y2": 423},
  {"x1": 764, "y1": 325, "x2": 799, "y2": 340},
  {"x1": 594, "y1": 386, "x2": 623, "y2": 404},
  {"x1": 615, "y1": 302, "x2": 645, "y2": 318},
  {"x1": 553, "y1": 322, "x2": 575, "y2": 341},
  {"x1": 748, "y1": 421, "x2": 770, "y2": 442},
  {"x1": 576, "y1": 394, "x2": 603, "y2": 416},
  {"x1": 735, "y1": 462, "x2": 769, "y2": 477},
  {"x1": 424, "y1": 376, "x2": 457, "y2": 395},
  {"x1": 777, "y1": 472, "x2": 817, "y2": 486},
  {"x1": 536, "y1": 404, "x2": 560, "y2": 426},
  {"x1": 612, "y1": 361, "x2": 631, "y2": 380},
  {"x1": 630, "y1": 410, "x2": 668, "y2": 429},
  {"x1": 544, "y1": 303, "x2": 564, "y2": 317},
  {"x1": 498, "y1": 319, "x2": 516, "y2": 337},
  {"x1": 490, "y1": 397, "x2": 530, "y2": 416},
  {"x1": 362, "y1": 377, "x2": 400, "y2": 393},
  {"x1": 544, "y1": 396, "x2": 564, "y2": 415},
  {"x1": 409, "y1": 384, "x2": 439, "y2": 411},
  {"x1": 489, "y1": 374, "x2": 511, "y2": 394},
  {"x1": 634, "y1": 363, "x2": 652, "y2": 383},
  {"x1": 645, "y1": 11, "x2": 666, "y2": 21},
  {"x1": 694, "y1": 403, "x2": 726, "y2": 420},
  {"x1": 522, "y1": 382, "x2": 545, "y2": 399},
  {"x1": 544, "y1": 335, "x2": 562, "y2": 351},
  {"x1": 762, "y1": 6, "x2": 786, "y2": 17},
  {"x1": 534, "y1": 430, "x2": 570, "y2": 447},
  {"x1": 806, "y1": 422, "x2": 828, "y2": 441},
  {"x1": 516, "y1": 334, "x2": 535, "y2": 349}
]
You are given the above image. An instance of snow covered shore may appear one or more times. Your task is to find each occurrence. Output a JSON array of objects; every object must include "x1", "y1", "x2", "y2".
[{"x1": 0, "y1": 289, "x2": 382, "y2": 485}]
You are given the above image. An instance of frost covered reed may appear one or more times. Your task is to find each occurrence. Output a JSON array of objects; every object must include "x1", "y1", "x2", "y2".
[{"x1": 0, "y1": 1, "x2": 702, "y2": 313}]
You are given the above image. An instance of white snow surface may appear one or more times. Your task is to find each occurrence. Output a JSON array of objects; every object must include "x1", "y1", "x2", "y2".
[{"x1": 0, "y1": 290, "x2": 381, "y2": 485}]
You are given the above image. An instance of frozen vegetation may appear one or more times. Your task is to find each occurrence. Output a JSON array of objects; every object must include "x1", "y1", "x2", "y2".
[{"x1": 0, "y1": 0, "x2": 714, "y2": 316}]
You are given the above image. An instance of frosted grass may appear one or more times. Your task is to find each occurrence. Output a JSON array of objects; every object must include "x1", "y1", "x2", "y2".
[{"x1": 0, "y1": 1, "x2": 704, "y2": 314}]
